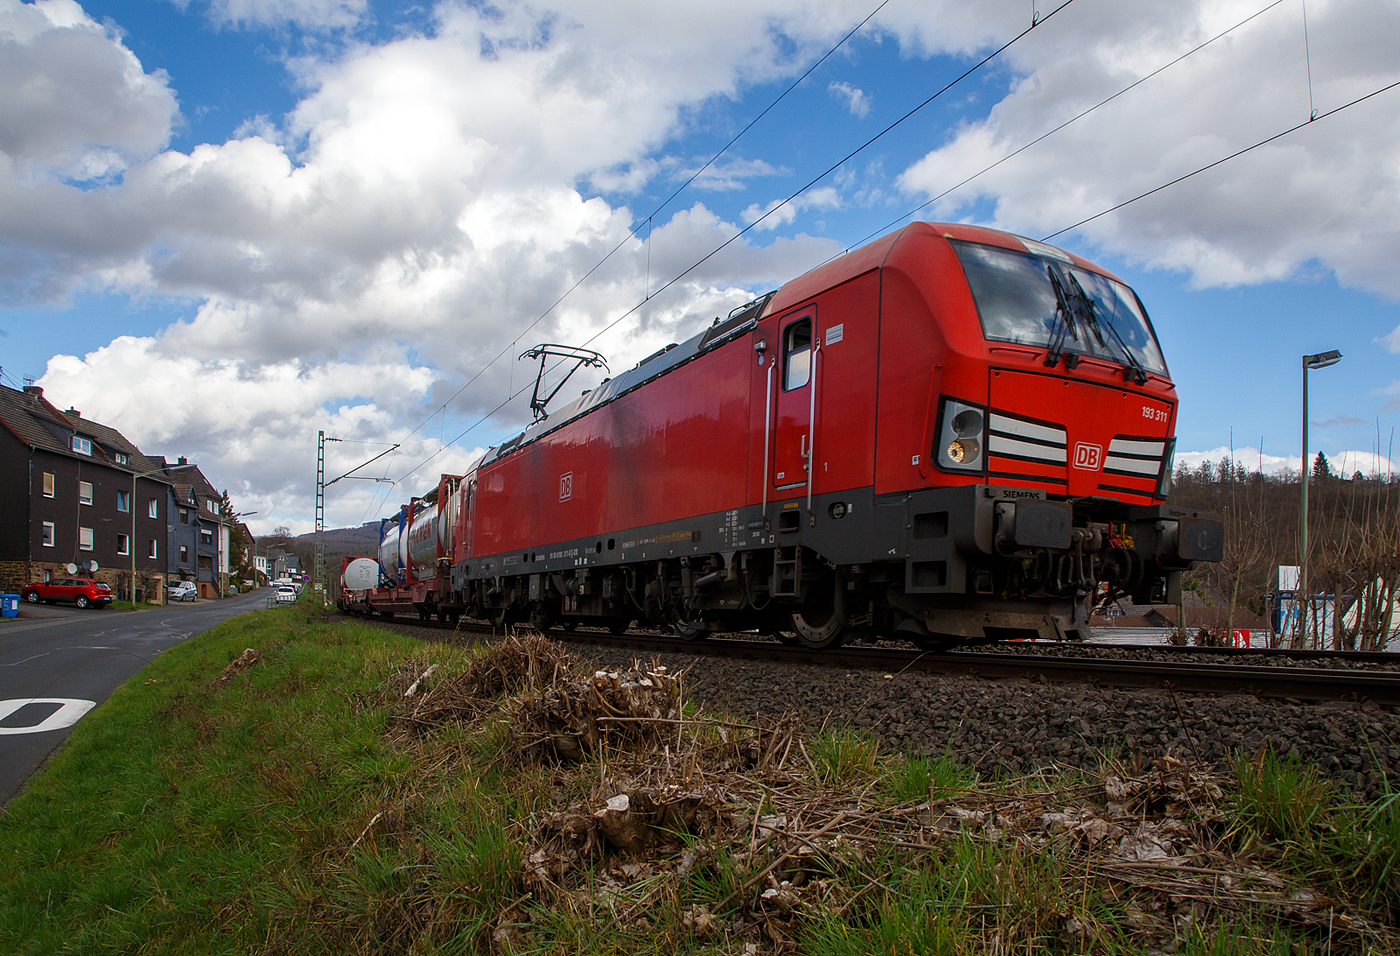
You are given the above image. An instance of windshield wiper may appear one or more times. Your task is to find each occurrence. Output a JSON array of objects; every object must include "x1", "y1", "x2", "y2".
[
  {"x1": 1066, "y1": 272, "x2": 1148, "y2": 385},
  {"x1": 1044, "y1": 266, "x2": 1080, "y2": 371}
]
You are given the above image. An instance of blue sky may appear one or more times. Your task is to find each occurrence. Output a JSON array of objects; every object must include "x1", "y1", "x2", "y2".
[{"x1": 2, "y1": 0, "x2": 1398, "y2": 533}]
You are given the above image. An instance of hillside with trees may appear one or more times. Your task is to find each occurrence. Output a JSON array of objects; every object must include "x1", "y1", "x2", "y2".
[{"x1": 1170, "y1": 455, "x2": 1400, "y2": 651}]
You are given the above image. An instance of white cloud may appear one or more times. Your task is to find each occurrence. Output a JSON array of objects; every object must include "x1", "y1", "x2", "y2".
[
  {"x1": 741, "y1": 186, "x2": 842, "y2": 231},
  {"x1": 895, "y1": 0, "x2": 1400, "y2": 298},
  {"x1": 10, "y1": 0, "x2": 876, "y2": 523},
  {"x1": 0, "y1": 0, "x2": 178, "y2": 178},
  {"x1": 170, "y1": 0, "x2": 368, "y2": 31},
  {"x1": 34, "y1": 336, "x2": 486, "y2": 532},
  {"x1": 1176, "y1": 445, "x2": 1397, "y2": 480},
  {"x1": 675, "y1": 156, "x2": 783, "y2": 192},
  {"x1": 828, "y1": 80, "x2": 870, "y2": 117}
]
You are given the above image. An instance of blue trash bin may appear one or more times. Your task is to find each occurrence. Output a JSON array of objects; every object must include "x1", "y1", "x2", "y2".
[{"x1": 0, "y1": 594, "x2": 18, "y2": 618}]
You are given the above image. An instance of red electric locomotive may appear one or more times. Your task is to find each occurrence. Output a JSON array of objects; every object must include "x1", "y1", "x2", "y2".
[{"x1": 350, "y1": 222, "x2": 1223, "y2": 647}]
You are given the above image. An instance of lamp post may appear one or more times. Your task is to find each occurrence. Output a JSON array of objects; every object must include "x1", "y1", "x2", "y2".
[
  {"x1": 1298, "y1": 349, "x2": 1342, "y2": 646},
  {"x1": 130, "y1": 461, "x2": 198, "y2": 610}
]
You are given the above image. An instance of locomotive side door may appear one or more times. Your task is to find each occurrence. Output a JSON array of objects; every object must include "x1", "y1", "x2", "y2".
[{"x1": 772, "y1": 308, "x2": 816, "y2": 490}]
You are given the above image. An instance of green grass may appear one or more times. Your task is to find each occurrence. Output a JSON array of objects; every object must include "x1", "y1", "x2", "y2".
[
  {"x1": 0, "y1": 607, "x2": 529, "y2": 955},
  {"x1": 886, "y1": 749, "x2": 976, "y2": 804},
  {"x1": 809, "y1": 728, "x2": 880, "y2": 786},
  {"x1": 2, "y1": 612, "x2": 1397, "y2": 954},
  {"x1": 1234, "y1": 748, "x2": 1400, "y2": 921}
]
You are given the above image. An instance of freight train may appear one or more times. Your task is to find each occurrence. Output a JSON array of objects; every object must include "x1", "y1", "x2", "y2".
[{"x1": 339, "y1": 222, "x2": 1223, "y2": 649}]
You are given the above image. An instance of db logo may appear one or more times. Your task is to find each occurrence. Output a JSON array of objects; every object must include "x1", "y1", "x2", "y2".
[
  {"x1": 559, "y1": 472, "x2": 573, "y2": 501},
  {"x1": 1072, "y1": 443, "x2": 1103, "y2": 471}
]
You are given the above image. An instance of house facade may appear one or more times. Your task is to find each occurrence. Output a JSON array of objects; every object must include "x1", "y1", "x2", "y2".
[
  {"x1": 0, "y1": 384, "x2": 170, "y2": 600},
  {"x1": 165, "y1": 463, "x2": 232, "y2": 599}
]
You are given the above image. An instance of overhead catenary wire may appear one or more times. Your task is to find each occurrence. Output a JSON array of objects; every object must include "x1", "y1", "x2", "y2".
[
  {"x1": 387, "y1": 0, "x2": 1076, "y2": 492},
  {"x1": 1040, "y1": 77, "x2": 1400, "y2": 241},
  {"x1": 386, "y1": 0, "x2": 897, "y2": 451},
  {"x1": 383, "y1": 0, "x2": 1069, "y2": 492},
  {"x1": 834, "y1": 0, "x2": 1288, "y2": 258}
]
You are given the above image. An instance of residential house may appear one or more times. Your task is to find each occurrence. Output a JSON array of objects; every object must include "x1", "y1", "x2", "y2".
[
  {"x1": 0, "y1": 383, "x2": 171, "y2": 600},
  {"x1": 167, "y1": 463, "x2": 231, "y2": 599}
]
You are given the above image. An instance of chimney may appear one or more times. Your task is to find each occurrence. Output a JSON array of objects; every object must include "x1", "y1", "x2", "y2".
[
  {"x1": 23, "y1": 385, "x2": 42, "y2": 398},
  {"x1": 65, "y1": 408, "x2": 81, "y2": 419},
  {"x1": 178, "y1": 457, "x2": 188, "y2": 465}
]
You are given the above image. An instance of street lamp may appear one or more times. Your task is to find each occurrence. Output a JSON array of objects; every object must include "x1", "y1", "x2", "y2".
[
  {"x1": 1298, "y1": 349, "x2": 1342, "y2": 646},
  {"x1": 130, "y1": 461, "x2": 198, "y2": 610}
]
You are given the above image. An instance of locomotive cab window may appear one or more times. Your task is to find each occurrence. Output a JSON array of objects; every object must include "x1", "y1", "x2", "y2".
[{"x1": 782, "y1": 318, "x2": 812, "y2": 390}]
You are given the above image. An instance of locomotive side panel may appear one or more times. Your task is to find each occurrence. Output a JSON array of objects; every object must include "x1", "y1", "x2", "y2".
[{"x1": 473, "y1": 337, "x2": 754, "y2": 559}]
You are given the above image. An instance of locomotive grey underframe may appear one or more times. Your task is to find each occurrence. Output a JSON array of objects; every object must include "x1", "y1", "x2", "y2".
[{"x1": 453, "y1": 483, "x2": 1204, "y2": 641}]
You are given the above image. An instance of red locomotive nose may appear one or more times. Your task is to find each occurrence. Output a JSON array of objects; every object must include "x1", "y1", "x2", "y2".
[{"x1": 987, "y1": 368, "x2": 1174, "y2": 501}]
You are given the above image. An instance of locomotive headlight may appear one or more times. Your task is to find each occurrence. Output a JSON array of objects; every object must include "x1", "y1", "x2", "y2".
[
  {"x1": 947, "y1": 437, "x2": 980, "y2": 464},
  {"x1": 936, "y1": 398, "x2": 987, "y2": 472},
  {"x1": 952, "y1": 408, "x2": 984, "y2": 437}
]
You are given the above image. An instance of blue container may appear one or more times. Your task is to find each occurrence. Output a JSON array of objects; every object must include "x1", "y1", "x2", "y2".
[{"x1": 0, "y1": 594, "x2": 18, "y2": 618}]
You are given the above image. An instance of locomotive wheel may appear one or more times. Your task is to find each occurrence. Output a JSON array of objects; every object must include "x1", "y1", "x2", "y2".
[
  {"x1": 672, "y1": 606, "x2": 708, "y2": 641},
  {"x1": 772, "y1": 628, "x2": 802, "y2": 647},
  {"x1": 560, "y1": 620, "x2": 579, "y2": 632},
  {"x1": 789, "y1": 571, "x2": 847, "y2": 649},
  {"x1": 528, "y1": 602, "x2": 553, "y2": 631},
  {"x1": 607, "y1": 618, "x2": 632, "y2": 635}
]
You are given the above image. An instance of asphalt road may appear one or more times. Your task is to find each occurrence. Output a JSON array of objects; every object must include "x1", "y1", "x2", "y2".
[{"x1": 0, "y1": 591, "x2": 269, "y2": 806}]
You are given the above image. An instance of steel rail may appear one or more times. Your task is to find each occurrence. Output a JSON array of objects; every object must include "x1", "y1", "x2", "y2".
[{"x1": 369, "y1": 614, "x2": 1400, "y2": 705}]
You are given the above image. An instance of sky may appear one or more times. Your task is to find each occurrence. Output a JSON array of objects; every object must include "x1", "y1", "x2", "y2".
[{"x1": 2, "y1": 0, "x2": 1398, "y2": 535}]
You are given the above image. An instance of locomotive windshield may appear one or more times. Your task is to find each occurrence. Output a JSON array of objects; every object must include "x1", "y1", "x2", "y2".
[{"x1": 951, "y1": 239, "x2": 1169, "y2": 376}]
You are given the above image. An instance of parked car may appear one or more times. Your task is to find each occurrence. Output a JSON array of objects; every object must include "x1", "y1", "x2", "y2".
[
  {"x1": 21, "y1": 578, "x2": 113, "y2": 609},
  {"x1": 274, "y1": 586, "x2": 298, "y2": 604},
  {"x1": 167, "y1": 581, "x2": 197, "y2": 603}
]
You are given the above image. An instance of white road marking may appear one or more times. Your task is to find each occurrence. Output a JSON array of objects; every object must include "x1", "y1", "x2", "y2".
[{"x1": 0, "y1": 698, "x2": 96, "y2": 734}]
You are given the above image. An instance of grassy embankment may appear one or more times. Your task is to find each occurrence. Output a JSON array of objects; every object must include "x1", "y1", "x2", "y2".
[{"x1": 1, "y1": 608, "x2": 1397, "y2": 954}]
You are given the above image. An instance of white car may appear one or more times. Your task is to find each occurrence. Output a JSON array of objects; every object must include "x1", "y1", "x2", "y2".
[
  {"x1": 274, "y1": 586, "x2": 298, "y2": 604},
  {"x1": 167, "y1": 581, "x2": 197, "y2": 603}
]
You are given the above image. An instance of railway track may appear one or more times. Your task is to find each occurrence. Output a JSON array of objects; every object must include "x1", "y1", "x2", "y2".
[{"x1": 361, "y1": 614, "x2": 1400, "y2": 706}]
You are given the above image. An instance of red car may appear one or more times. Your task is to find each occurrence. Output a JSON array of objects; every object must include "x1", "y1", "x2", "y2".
[{"x1": 21, "y1": 577, "x2": 113, "y2": 609}]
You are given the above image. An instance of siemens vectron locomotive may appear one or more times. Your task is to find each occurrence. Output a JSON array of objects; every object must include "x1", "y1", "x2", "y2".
[{"x1": 340, "y1": 222, "x2": 1223, "y2": 648}]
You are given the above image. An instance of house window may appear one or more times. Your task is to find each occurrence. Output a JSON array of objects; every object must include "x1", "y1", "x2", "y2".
[
  {"x1": 180, "y1": 509, "x2": 189, "y2": 524},
  {"x1": 198, "y1": 555, "x2": 213, "y2": 571},
  {"x1": 180, "y1": 545, "x2": 189, "y2": 564},
  {"x1": 148, "y1": 499, "x2": 158, "y2": 518},
  {"x1": 207, "y1": 499, "x2": 218, "y2": 514},
  {"x1": 79, "y1": 527, "x2": 93, "y2": 551},
  {"x1": 42, "y1": 522, "x2": 55, "y2": 547},
  {"x1": 200, "y1": 528, "x2": 214, "y2": 546},
  {"x1": 71, "y1": 436, "x2": 92, "y2": 455},
  {"x1": 43, "y1": 472, "x2": 54, "y2": 497},
  {"x1": 117, "y1": 489, "x2": 130, "y2": 512},
  {"x1": 114, "y1": 452, "x2": 128, "y2": 465},
  {"x1": 117, "y1": 533, "x2": 130, "y2": 556},
  {"x1": 148, "y1": 539, "x2": 158, "y2": 559},
  {"x1": 79, "y1": 481, "x2": 93, "y2": 505},
  {"x1": 43, "y1": 569, "x2": 52, "y2": 582}
]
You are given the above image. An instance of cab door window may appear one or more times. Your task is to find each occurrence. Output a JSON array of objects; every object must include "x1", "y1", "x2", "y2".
[{"x1": 783, "y1": 318, "x2": 812, "y2": 390}]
